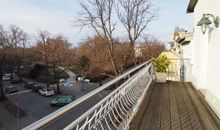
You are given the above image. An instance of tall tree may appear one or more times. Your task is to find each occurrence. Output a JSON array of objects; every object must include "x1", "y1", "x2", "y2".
[
  {"x1": 78, "y1": 0, "x2": 157, "y2": 75},
  {"x1": 35, "y1": 31, "x2": 51, "y2": 65},
  {"x1": 0, "y1": 25, "x2": 8, "y2": 100},
  {"x1": 138, "y1": 36, "x2": 164, "y2": 62},
  {"x1": 0, "y1": 25, "x2": 28, "y2": 100},
  {"x1": 79, "y1": 0, "x2": 119, "y2": 76},
  {"x1": 79, "y1": 36, "x2": 114, "y2": 85},
  {"x1": 116, "y1": 0, "x2": 157, "y2": 67},
  {"x1": 8, "y1": 25, "x2": 29, "y2": 80},
  {"x1": 36, "y1": 33, "x2": 71, "y2": 93}
]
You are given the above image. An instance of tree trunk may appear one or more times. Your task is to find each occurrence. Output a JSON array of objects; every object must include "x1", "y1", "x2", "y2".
[
  {"x1": 107, "y1": 45, "x2": 119, "y2": 76},
  {"x1": 0, "y1": 55, "x2": 6, "y2": 101},
  {"x1": 119, "y1": 43, "x2": 135, "y2": 74},
  {"x1": 53, "y1": 65, "x2": 61, "y2": 94},
  {"x1": 98, "y1": 75, "x2": 102, "y2": 87},
  {"x1": 56, "y1": 79, "x2": 61, "y2": 94},
  {"x1": 17, "y1": 57, "x2": 22, "y2": 81}
]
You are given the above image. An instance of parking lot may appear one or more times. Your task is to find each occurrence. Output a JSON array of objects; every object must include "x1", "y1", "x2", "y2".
[{"x1": 0, "y1": 78, "x2": 109, "y2": 130}]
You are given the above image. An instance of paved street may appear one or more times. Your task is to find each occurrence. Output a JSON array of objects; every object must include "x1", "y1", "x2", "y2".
[
  {"x1": 41, "y1": 90, "x2": 112, "y2": 130},
  {"x1": 0, "y1": 76, "x2": 113, "y2": 130}
]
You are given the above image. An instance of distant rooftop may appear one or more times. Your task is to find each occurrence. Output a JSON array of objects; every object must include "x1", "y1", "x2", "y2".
[{"x1": 173, "y1": 27, "x2": 193, "y2": 45}]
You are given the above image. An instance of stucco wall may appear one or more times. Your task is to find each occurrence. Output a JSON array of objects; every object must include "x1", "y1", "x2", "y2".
[
  {"x1": 182, "y1": 44, "x2": 191, "y2": 59},
  {"x1": 192, "y1": 0, "x2": 220, "y2": 117}
]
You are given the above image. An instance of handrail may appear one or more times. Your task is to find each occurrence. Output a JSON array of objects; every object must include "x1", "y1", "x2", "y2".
[
  {"x1": 64, "y1": 64, "x2": 152, "y2": 130},
  {"x1": 22, "y1": 60, "x2": 151, "y2": 130}
]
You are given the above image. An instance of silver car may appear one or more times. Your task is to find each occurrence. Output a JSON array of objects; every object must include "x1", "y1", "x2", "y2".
[{"x1": 5, "y1": 86, "x2": 18, "y2": 93}]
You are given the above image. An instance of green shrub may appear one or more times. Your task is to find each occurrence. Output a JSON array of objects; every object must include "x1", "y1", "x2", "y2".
[
  {"x1": 30, "y1": 64, "x2": 48, "y2": 79},
  {"x1": 152, "y1": 55, "x2": 170, "y2": 73}
]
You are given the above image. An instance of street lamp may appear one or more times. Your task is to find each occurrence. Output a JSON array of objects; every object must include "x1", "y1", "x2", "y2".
[{"x1": 197, "y1": 13, "x2": 219, "y2": 34}]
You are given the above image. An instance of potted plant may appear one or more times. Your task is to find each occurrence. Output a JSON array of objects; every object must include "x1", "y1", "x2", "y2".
[{"x1": 152, "y1": 55, "x2": 170, "y2": 83}]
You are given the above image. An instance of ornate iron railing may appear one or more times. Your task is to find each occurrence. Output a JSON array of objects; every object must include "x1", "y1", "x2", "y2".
[
  {"x1": 22, "y1": 60, "x2": 152, "y2": 130},
  {"x1": 64, "y1": 65, "x2": 152, "y2": 130}
]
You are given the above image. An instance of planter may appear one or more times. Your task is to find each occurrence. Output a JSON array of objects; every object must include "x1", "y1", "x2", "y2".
[{"x1": 155, "y1": 72, "x2": 167, "y2": 83}]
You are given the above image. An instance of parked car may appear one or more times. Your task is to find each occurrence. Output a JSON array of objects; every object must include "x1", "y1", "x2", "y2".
[
  {"x1": 24, "y1": 81, "x2": 34, "y2": 89},
  {"x1": 39, "y1": 88, "x2": 55, "y2": 96},
  {"x1": 31, "y1": 84, "x2": 43, "y2": 92},
  {"x1": 50, "y1": 95, "x2": 75, "y2": 107},
  {"x1": 77, "y1": 76, "x2": 90, "y2": 83},
  {"x1": 77, "y1": 76, "x2": 85, "y2": 81},
  {"x1": 11, "y1": 77, "x2": 20, "y2": 84},
  {"x1": 59, "y1": 78, "x2": 65, "y2": 83},
  {"x1": 5, "y1": 86, "x2": 18, "y2": 93},
  {"x1": 84, "y1": 79, "x2": 90, "y2": 83},
  {"x1": 2, "y1": 75, "x2": 10, "y2": 81}
]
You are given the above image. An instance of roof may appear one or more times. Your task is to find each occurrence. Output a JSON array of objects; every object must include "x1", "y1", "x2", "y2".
[
  {"x1": 173, "y1": 27, "x2": 193, "y2": 45},
  {"x1": 187, "y1": 0, "x2": 198, "y2": 13},
  {"x1": 176, "y1": 33, "x2": 193, "y2": 45}
]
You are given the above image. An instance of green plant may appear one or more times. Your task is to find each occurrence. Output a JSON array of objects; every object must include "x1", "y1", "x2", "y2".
[{"x1": 152, "y1": 55, "x2": 170, "y2": 73}]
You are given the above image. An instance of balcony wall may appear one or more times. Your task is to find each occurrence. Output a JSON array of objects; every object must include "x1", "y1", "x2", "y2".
[{"x1": 192, "y1": 0, "x2": 220, "y2": 118}]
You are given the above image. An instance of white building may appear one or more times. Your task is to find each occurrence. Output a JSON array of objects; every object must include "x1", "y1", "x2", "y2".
[
  {"x1": 173, "y1": 27, "x2": 193, "y2": 60},
  {"x1": 187, "y1": 0, "x2": 220, "y2": 118}
]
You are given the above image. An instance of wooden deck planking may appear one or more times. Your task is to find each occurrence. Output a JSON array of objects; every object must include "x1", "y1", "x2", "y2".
[
  {"x1": 129, "y1": 81, "x2": 220, "y2": 130},
  {"x1": 158, "y1": 83, "x2": 170, "y2": 130},
  {"x1": 138, "y1": 84, "x2": 160, "y2": 130},
  {"x1": 169, "y1": 82, "x2": 181, "y2": 130},
  {"x1": 178, "y1": 82, "x2": 204, "y2": 130}
]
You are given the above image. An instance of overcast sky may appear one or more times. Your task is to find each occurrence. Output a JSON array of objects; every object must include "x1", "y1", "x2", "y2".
[{"x1": 0, "y1": 0, "x2": 193, "y2": 46}]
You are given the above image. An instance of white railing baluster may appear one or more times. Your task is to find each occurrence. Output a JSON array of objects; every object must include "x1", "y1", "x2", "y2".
[
  {"x1": 68, "y1": 65, "x2": 152, "y2": 130},
  {"x1": 108, "y1": 112, "x2": 117, "y2": 128},
  {"x1": 123, "y1": 94, "x2": 132, "y2": 108},
  {"x1": 121, "y1": 96, "x2": 130, "y2": 111}
]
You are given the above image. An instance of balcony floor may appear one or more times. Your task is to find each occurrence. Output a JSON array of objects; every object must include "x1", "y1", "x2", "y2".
[{"x1": 129, "y1": 81, "x2": 220, "y2": 130}]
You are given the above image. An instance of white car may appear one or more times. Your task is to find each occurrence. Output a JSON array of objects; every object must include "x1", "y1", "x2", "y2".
[
  {"x1": 3, "y1": 76, "x2": 10, "y2": 81},
  {"x1": 59, "y1": 78, "x2": 65, "y2": 83},
  {"x1": 39, "y1": 88, "x2": 55, "y2": 96},
  {"x1": 84, "y1": 79, "x2": 90, "y2": 83}
]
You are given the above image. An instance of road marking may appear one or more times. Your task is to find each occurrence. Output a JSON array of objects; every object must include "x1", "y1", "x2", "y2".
[{"x1": 7, "y1": 90, "x2": 32, "y2": 96}]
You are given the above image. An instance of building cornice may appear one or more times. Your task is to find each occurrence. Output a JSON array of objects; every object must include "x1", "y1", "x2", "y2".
[{"x1": 187, "y1": 0, "x2": 198, "y2": 13}]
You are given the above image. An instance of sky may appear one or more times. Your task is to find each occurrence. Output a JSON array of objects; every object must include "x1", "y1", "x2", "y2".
[{"x1": 0, "y1": 0, "x2": 193, "y2": 46}]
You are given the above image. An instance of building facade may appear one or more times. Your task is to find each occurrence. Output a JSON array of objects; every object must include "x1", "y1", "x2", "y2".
[{"x1": 187, "y1": 0, "x2": 220, "y2": 117}]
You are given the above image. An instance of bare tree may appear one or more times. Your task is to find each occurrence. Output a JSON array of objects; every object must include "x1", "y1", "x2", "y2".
[
  {"x1": 36, "y1": 33, "x2": 71, "y2": 93},
  {"x1": 78, "y1": 0, "x2": 157, "y2": 75},
  {"x1": 8, "y1": 25, "x2": 29, "y2": 80},
  {"x1": 117, "y1": 0, "x2": 157, "y2": 44},
  {"x1": 35, "y1": 31, "x2": 51, "y2": 65},
  {"x1": 73, "y1": 36, "x2": 136, "y2": 86},
  {"x1": 79, "y1": 0, "x2": 119, "y2": 76},
  {"x1": 0, "y1": 25, "x2": 28, "y2": 100},
  {"x1": 0, "y1": 25, "x2": 8, "y2": 100},
  {"x1": 116, "y1": 0, "x2": 157, "y2": 66},
  {"x1": 138, "y1": 36, "x2": 164, "y2": 62},
  {"x1": 82, "y1": 36, "x2": 114, "y2": 85}
]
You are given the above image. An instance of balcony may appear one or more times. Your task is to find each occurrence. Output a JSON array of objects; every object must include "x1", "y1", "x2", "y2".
[
  {"x1": 129, "y1": 81, "x2": 220, "y2": 130},
  {"x1": 22, "y1": 60, "x2": 220, "y2": 130}
]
